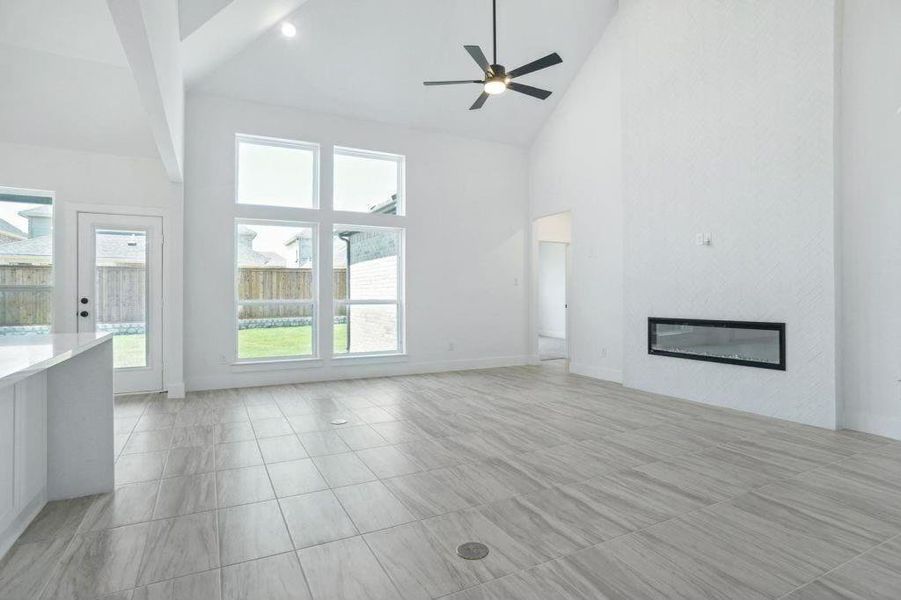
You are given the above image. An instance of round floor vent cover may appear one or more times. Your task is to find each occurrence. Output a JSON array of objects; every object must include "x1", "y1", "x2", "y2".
[
  {"x1": 329, "y1": 418, "x2": 349, "y2": 425},
  {"x1": 456, "y1": 542, "x2": 489, "y2": 560}
]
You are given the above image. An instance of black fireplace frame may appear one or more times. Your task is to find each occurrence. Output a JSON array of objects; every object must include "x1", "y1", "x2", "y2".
[{"x1": 648, "y1": 318, "x2": 786, "y2": 371}]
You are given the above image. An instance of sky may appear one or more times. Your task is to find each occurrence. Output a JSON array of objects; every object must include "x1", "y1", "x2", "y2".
[{"x1": 0, "y1": 198, "x2": 44, "y2": 234}]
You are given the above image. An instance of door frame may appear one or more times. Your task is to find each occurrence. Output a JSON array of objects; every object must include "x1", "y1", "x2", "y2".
[
  {"x1": 56, "y1": 202, "x2": 182, "y2": 396},
  {"x1": 530, "y1": 210, "x2": 573, "y2": 368},
  {"x1": 77, "y1": 213, "x2": 164, "y2": 393}
]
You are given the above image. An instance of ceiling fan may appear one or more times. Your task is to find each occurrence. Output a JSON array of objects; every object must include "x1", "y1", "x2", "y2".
[{"x1": 423, "y1": 0, "x2": 563, "y2": 110}]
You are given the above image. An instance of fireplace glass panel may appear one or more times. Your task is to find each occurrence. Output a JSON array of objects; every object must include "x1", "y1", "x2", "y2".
[{"x1": 649, "y1": 319, "x2": 785, "y2": 370}]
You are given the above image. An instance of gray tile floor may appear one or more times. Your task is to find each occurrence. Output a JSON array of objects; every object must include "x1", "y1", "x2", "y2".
[{"x1": 2, "y1": 364, "x2": 900, "y2": 599}]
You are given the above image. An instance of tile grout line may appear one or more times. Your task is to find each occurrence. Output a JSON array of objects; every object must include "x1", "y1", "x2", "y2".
[
  {"x1": 256, "y1": 389, "x2": 317, "y2": 600},
  {"x1": 774, "y1": 530, "x2": 901, "y2": 599}
]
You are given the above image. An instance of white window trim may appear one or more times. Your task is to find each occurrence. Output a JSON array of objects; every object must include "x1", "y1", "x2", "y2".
[
  {"x1": 333, "y1": 145, "x2": 406, "y2": 216},
  {"x1": 333, "y1": 224, "x2": 405, "y2": 357},
  {"x1": 233, "y1": 218, "x2": 320, "y2": 363},
  {"x1": 235, "y1": 133, "x2": 321, "y2": 210}
]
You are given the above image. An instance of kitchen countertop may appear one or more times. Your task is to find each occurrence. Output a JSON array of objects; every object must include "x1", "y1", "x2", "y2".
[{"x1": 0, "y1": 332, "x2": 113, "y2": 386}]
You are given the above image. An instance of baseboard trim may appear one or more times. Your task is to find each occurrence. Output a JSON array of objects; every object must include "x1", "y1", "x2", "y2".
[
  {"x1": 842, "y1": 410, "x2": 901, "y2": 441},
  {"x1": 186, "y1": 355, "x2": 532, "y2": 392},
  {"x1": 165, "y1": 382, "x2": 186, "y2": 399},
  {"x1": 569, "y1": 362, "x2": 623, "y2": 384}
]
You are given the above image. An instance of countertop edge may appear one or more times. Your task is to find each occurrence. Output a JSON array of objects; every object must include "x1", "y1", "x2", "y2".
[{"x1": 0, "y1": 333, "x2": 113, "y2": 387}]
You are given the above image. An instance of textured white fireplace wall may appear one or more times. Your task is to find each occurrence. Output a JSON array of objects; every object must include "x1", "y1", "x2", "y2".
[{"x1": 620, "y1": 0, "x2": 838, "y2": 428}]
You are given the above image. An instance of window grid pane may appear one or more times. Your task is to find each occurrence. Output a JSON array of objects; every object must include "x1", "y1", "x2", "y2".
[
  {"x1": 0, "y1": 193, "x2": 53, "y2": 337},
  {"x1": 332, "y1": 226, "x2": 401, "y2": 355},
  {"x1": 333, "y1": 148, "x2": 403, "y2": 215},
  {"x1": 237, "y1": 136, "x2": 318, "y2": 209},
  {"x1": 236, "y1": 221, "x2": 316, "y2": 360}
]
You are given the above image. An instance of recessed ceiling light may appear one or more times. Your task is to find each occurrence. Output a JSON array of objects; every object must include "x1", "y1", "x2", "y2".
[{"x1": 280, "y1": 22, "x2": 297, "y2": 38}]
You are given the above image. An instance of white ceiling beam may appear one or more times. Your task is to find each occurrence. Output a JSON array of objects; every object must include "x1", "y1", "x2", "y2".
[
  {"x1": 107, "y1": 0, "x2": 185, "y2": 182},
  {"x1": 181, "y1": 0, "x2": 309, "y2": 83}
]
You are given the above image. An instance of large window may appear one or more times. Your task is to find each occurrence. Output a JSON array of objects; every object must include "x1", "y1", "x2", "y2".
[
  {"x1": 333, "y1": 147, "x2": 404, "y2": 215},
  {"x1": 234, "y1": 136, "x2": 405, "y2": 362},
  {"x1": 236, "y1": 135, "x2": 319, "y2": 209},
  {"x1": 333, "y1": 226, "x2": 403, "y2": 355},
  {"x1": 0, "y1": 189, "x2": 53, "y2": 337},
  {"x1": 235, "y1": 221, "x2": 317, "y2": 360}
]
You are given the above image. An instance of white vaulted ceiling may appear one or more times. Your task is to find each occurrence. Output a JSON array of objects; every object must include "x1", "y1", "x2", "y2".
[
  {"x1": 193, "y1": 0, "x2": 618, "y2": 145},
  {"x1": 0, "y1": 0, "x2": 157, "y2": 156}
]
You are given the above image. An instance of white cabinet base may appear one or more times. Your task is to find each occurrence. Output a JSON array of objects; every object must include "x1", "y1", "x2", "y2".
[{"x1": 0, "y1": 336, "x2": 113, "y2": 559}]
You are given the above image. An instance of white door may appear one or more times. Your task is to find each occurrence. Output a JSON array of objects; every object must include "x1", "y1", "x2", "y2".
[{"x1": 77, "y1": 213, "x2": 163, "y2": 393}]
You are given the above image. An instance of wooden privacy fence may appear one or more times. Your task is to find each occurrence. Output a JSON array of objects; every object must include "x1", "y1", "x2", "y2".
[
  {"x1": 0, "y1": 265, "x2": 53, "y2": 326},
  {"x1": 238, "y1": 268, "x2": 347, "y2": 319},
  {"x1": 0, "y1": 265, "x2": 148, "y2": 325},
  {"x1": 0, "y1": 265, "x2": 350, "y2": 325}
]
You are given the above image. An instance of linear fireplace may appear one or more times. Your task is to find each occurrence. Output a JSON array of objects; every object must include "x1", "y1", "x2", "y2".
[{"x1": 648, "y1": 318, "x2": 786, "y2": 370}]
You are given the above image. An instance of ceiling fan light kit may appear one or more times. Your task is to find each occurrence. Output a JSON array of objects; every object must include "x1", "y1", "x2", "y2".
[{"x1": 423, "y1": 0, "x2": 563, "y2": 110}]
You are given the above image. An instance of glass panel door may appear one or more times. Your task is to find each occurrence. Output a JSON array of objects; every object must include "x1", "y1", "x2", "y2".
[{"x1": 77, "y1": 214, "x2": 163, "y2": 393}]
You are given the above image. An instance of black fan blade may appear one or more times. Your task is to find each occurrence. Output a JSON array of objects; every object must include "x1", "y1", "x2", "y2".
[
  {"x1": 423, "y1": 80, "x2": 482, "y2": 86},
  {"x1": 470, "y1": 92, "x2": 490, "y2": 110},
  {"x1": 508, "y1": 52, "x2": 563, "y2": 79},
  {"x1": 464, "y1": 45, "x2": 492, "y2": 73},
  {"x1": 508, "y1": 82, "x2": 552, "y2": 100}
]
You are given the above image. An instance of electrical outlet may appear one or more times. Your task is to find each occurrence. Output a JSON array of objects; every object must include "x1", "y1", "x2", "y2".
[{"x1": 448, "y1": 342, "x2": 455, "y2": 352}]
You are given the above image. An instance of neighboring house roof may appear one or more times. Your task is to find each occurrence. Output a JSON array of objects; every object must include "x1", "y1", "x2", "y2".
[
  {"x1": 18, "y1": 205, "x2": 52, "y2": 218},
  {"x1": 0, "y1": 218, "x2": 26, "y2": 240},
  {"x1": 257, "y1": 251, "x2": 286, "y2": 267},
  {"x1": 96, "y1": 233, "x2": 146, "y2": 262},
  {"x1": 0, "y1": 232, "x2": 145, "y2": 262},
  {"x1": 237, "y1": 224, "x2": 283, "y2": 267},
  {"x1": 0, "y1": 235, "x2": 51, "y2": 257},
  {"x1": 368, "y1": 194, "x2": 398, "y2": 214}
]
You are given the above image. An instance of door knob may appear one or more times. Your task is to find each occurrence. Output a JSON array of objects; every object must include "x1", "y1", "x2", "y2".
[
  {"x1": 80, "y1": 311, "x2": 89, "y2": 318},
  {"x1": 80, "y1": 297, "x2": 89, "y2": 304}
]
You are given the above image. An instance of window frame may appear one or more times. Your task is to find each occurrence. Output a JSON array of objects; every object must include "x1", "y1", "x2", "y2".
[
  {"x1": 332, "y1": 224, "x2": 405, "y2": 358},
  {"x1": 233, "y1": 218, "x2": 320, "y2": 363},
  {"x1": 235, "y1": 133, "x2": 321, "y2": 210},
  {"x1": 332, "y1": 146, "x2": 406, "y2": 216}
]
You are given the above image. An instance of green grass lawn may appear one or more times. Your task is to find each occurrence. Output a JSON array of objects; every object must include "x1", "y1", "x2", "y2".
[
  {"x1": 239, "y1": 324, "x2": 348, "y2": 359},
  {"x1": 112, "y1": 325, "x2": 349, "y2": 366},
  {"x1": 113, "y1": 334, "x2": 146, "y2": 369}
]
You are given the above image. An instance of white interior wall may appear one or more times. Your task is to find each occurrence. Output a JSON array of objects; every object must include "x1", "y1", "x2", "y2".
[
  {"x1": 538, "y1": 242, "x2": 567, "y2": 339},
  {"x1": 839, "y1": 0, "x2": 901, "y2": 439},
  {"x1": 184, "y1": 93, "x2": 529, "y2": 390},
  {"x1": 620, "y1": 0, "x2": 839, "y2": 428},
  {"x1": 0, "y1": 141, "x2": 185, "y2": 396},
  {"x1": 529, "y1": 16, "x2": 623, "y2": 382}
]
